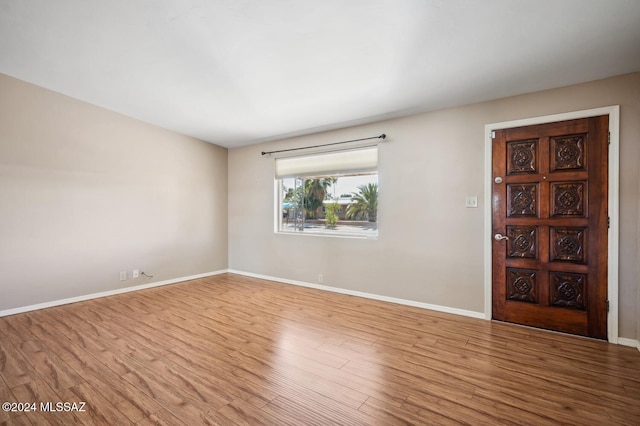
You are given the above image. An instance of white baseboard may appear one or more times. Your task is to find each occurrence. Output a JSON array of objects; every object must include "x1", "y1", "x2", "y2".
[
  {"x1": 4, "y1": 268, "x2": 636, "y2": 352},
  {"x1": 228, "y1": 269, "x2": 486, "y2": 320},
  {"x1": 229, "y1": 270, "x2": 639, "y2": 348},
  {"x1": 0, "y1": 269, "x2": 229, "y2": 318},
  {"x1": 617, "y1": 337, "x2": 640, "y2": 352}
]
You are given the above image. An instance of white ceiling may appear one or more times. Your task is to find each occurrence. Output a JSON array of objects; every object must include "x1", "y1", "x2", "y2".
[{"x1": 1, "y1": 0, "x2": 639, "y2": 148}]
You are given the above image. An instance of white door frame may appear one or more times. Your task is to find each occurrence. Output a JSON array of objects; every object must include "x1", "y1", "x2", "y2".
[{"x1": 484, "y1": 106, "x2": 620, "y2": 343}]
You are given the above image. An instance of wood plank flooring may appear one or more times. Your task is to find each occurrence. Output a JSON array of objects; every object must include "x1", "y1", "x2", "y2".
[{"x1": 1, "y1": 273, "x2": 639, "y2": 425}]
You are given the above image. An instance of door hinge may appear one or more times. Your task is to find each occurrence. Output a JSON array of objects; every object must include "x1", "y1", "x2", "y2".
[
  {"x1": 608, "y1": 131, "x2": 611, "y2": 144},
  {"x1": 606, "y1": 300, "x2": 610, "y2": 312},
  {"x1": 607, "y1": 216, "x2": 610, "y2": 228},
  {"x1": 491, "y1": 131, "x2": 496, "y2": 139}
]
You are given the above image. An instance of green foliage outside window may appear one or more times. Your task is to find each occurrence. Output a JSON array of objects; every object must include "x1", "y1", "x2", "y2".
[{"x1": 324, "y1": 203, "x2": 340, "y2": 228}]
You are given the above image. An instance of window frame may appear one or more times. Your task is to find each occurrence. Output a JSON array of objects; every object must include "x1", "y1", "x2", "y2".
[{"x1": 273, "y1": 147, "x2": 379, "y2": 239}]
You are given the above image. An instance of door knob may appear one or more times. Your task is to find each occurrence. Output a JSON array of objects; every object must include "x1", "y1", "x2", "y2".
[{"x1": 494, "y1": 233, "x2": 509, "y2": 241}]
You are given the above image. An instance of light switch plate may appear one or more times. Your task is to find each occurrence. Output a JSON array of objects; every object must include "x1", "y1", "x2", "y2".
[{"x1": 465, "y1": 196, "x2": 478, "y2": 208}]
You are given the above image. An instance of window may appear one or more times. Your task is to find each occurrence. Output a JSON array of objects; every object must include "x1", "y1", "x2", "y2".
[{"x1": 275, "y1": 147, "x2": 378, "y2": 238}]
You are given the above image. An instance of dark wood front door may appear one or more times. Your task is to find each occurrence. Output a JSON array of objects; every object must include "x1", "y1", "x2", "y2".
[{"x1": 491, "y1": 116, "x2": 609, "y2": 339}]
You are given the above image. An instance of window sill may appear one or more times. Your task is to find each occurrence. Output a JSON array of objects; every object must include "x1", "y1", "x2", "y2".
[{"x1": 275, "y1": 230, "x2": 378, "y2": 240}]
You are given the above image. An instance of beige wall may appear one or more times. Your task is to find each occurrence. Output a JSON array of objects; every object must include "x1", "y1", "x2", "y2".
[
  {"x1": 228, "y1": 73, "x2": 640, "y2": 341},
  {"x1": 0, "y1": 74, "x2": 228, "y2": 311}
]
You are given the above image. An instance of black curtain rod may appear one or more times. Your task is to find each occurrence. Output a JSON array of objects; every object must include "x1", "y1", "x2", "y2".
[{"x1": 261, "y1": 133, "x2": 386, "y2": 156}]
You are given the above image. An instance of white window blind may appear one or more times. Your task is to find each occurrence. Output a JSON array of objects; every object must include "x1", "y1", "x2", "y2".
[{"x1": 275, "y1": 147, "x2": 378, "y2": 179}]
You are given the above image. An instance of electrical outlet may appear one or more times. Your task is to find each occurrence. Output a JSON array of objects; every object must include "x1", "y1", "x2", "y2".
[
  {"x1": 318, "y1": 273, "x2": 324, "y2": 284},
  {"x1": 132, "y1": 269, "x2": 139, "y2": 279},
  {"x1": 120, "y1": 271, "x2": 127, "y2": 281}
]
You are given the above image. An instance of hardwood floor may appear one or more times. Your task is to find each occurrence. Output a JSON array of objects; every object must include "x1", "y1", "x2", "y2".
[{"x1": 1, "y1": 273, "x2": 639, "y2": 425}]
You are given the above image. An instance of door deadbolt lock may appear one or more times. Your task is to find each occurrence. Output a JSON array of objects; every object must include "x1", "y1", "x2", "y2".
[{"x1": 494, "y1": 177, "x2": 503, "y2": 184}]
